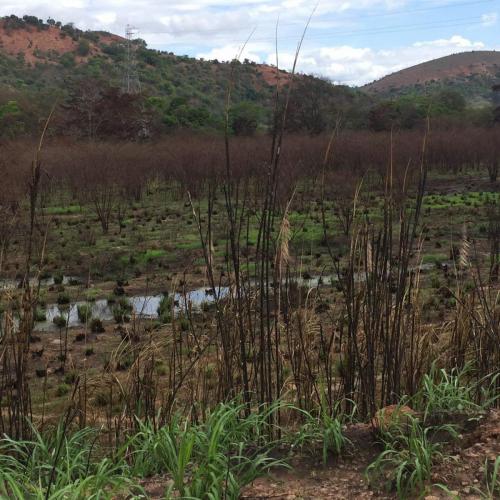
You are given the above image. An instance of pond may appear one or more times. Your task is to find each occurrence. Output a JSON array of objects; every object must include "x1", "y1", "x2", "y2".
[
  {"x1": 34, "y1": 286, "x2": 230, "y2": 331},
  {"x1": 0, "y1": 276, "x2": 82, "y2": 291},
  {"x1": 7, "y1": 261, "x2": 443, "y2": 332}
]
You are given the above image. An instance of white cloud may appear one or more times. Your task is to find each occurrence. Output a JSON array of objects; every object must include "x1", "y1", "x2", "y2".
[
  {"x1": 261, "y1": 35, "x2": 492, "y2": 86},
  {"x1": 197, "y1": 43, "x2": 263, "y2": 62},
  {"x1": 481, "y1": 12, "x2": 498, "y2": 26},
  {"x1": 1, "y1": 1, "x2": 498, "y2": 86},
  {"x1": 94, "y1": 11, "x2": 117, "y2": 26},
  {"x1": 413, "y1": 35, "x2": 484, "y2": 49},
  {"x1": 0, "y1": 0, "x2": 408, "y2": 38}
]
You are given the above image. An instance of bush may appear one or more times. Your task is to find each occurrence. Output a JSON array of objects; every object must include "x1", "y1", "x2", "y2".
[
  {"x1": 64, "y1": 372, "x2": 77, "y2": 384},
  {"x1": 113, "y1": 300, "x2": 131, "y2": 324},
  {"x1": 77, "y1": 304, "x2": 92, "y2": 323},
  {"x1": 157, "y1": 294, "x2": 172, "y2": 323},
  {"x1": 366, "y1": 417, "x2": 457, "y2": 498},
  {"x1": 57, "y1": 292, "x2": 70, "y2": 305},
  {"x1": 55, "y1": 383, "x2": 71, "y2": 397},
  {"x1": 34, "y1": 308, "x2": 47, "y2": 322},
  {"x1": 90, "y1": 318, "x2": 105, "y2": 333},
  {"x1": 53, "y1": 273, "x2": 64, "y2": 285},
  {"x1": 230, "y1": 101, "x2": 262, "y2": 136},
  {"x1": 52, "y1": 315, "x2": 67, "y2": 328},
  {"x1": 59, "y1": 52, "x2": 75, "y2": 67}
]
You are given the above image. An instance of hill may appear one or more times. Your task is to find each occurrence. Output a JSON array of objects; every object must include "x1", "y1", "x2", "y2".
[
  {"x1": 0, "y1": 16, "x2": 124, "y2": 65},
  {"x1": 363, "y1": 51, "x2": 500, "y2": 104},
  {"x1": 0, "y1": 14, "x2": 370, "y2": 137},
  {"x1": 0, "y1": 15, "x2": 284, "y2": 105}
]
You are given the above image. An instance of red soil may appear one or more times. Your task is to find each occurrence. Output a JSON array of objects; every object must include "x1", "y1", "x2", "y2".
[{"x1": 0, "y1": 21, "x2": 124, "y2": 65}]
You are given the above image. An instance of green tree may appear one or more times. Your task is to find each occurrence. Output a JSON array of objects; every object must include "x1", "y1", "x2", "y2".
[
  {"x1": 230, "y1": 101, "x2": 262, "y2": 136},
  {"x1": 0, "y1": 100, "x2": 24, "y2": 138},
  {"x1": 59, "y1": 52, "x2": 76, "y2": 68},
  {"x1": 368, "y1": 101, "x2": 398, "y2": 131},
  {"x1": 432, "y1": 88, "x2": 466, "y2": 115},
  {"x1": 76, "y1": 39, "x2": 90, "y2": 57},
  {"x1": 493, "y1": 83, "x2": 500, "y2": 124}
]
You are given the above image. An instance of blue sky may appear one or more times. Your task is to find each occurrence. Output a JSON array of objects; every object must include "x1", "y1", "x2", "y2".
[{"x1": 2, "y1": 0, "x2": 499, "y2": 85}]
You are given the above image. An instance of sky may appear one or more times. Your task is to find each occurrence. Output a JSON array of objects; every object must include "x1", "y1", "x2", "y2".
[{"x1": 1, "y1": 0, "x2": 499, "y2": 86}]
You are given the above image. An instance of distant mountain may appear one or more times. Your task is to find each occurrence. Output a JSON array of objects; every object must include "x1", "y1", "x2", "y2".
[{"x1": 363, "y1": 51, "x2": 500, "y2": 104}]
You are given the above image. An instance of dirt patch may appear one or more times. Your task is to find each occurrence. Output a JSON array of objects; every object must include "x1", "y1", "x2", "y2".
[
  {"x1": 0, "y1": 21, "x2": 124, "y2": 65},
  {"x1": 428, "y1": 410, "x2": 500, "y2": 499},
  {"x1": 242, "y1": 423, "x2": 386, "y2": 499},
  {"x1": 242, "y1": 411, "x2": 500, "y2": 499},
  {"x1": 257, "y1": 65, "x2": 292, "y2": 89}
]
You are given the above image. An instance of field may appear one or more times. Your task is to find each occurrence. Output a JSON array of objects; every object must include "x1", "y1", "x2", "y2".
[{"x1": 0, "y1": 127, "x2": 499, "y2": 499}]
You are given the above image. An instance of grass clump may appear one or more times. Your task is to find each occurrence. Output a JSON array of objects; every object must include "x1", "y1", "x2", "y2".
[
  {"x1": 53, "y1": 273, "x2": 64, "y2": 285},
  {"x1": 52, "y1": 315, "x2": 67, "y2": 329},
  {"x1": 290, "y1": 401, "x2": 350, "y2": 464},
  {"x1": 112, "y1": 297, "x2": 132, "y2": 324},
  {"x1": 366, "y1": 416, "x2": 457, "y2": 498},
  {"x1": 476, "y1": 456, "x2": 500, "y2": 499},
  {"x1": 415, "y1": 363, "x2": 499, "y2": 422},
  {"x1": 157, "y1": 294, "x2": 172, "y2": 324},
  {"x1": 84, "y1": 288, "x2": 103, "y2": 302},
  {"x1": 90, "y1": 318, "x2": 105, "y2": 333},
  {"x1": 55, "y1": 383, "x2": 71, "y2": 397},
  {"x1": 127, "y1": 400, "x2": 287, "y2": 499},
  {"x1": 0, "y1": 425, "x2": 140, "y2": 499},
  {"x1": 56, "y1": 292, "x2": 70, "y2": 305},
  {"x1": 366, "y1": 367, "x2": 498, "y2": 498},
  {"x1": 34, "y1": 308, "x2": 47, "y2": 322},
  {"x1": 77, "y1": 304, "x2": 92, "y2": 323}
]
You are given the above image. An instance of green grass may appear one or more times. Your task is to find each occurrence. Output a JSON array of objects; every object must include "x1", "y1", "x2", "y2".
[
  {"x1": 366, "y1": 417, "x2": 457, "y2": 499},
  {"x1": 84, "y1": 289, "x2": 103, "y2": 302},
  {"x1": 477, "y1": 456, "x2": 500, "y2": 499},
  {"x1": 76, "y1": 304, "x2": 92, "y2": 323},
  {"x1": 415, "y1": 363, "x2": 499, "y2": 422},
  {"x1": 421, "y1": 253, "x2": 448, "y2": 264},
  {"x1": 423, "y1": 192, "x2": 500, "y2": 210},
  {"x1": 127, "y1": 399, "x2": 288, "y2": 499},
  {"x1": 0, "y1": 424, "x2": 140, "y2": 499},
  {"x1": 289, "y1": 403, "x2": 350, "y2": 464},
  {"x1": 44, "y1": 204, "x2": 82, "y2": 215},
  {"x1": 141, "y1": 249, "x2": 166, "y2": 262},
  {"x1": 157, "y1": 294, "x2": 172, "y2": 323}
]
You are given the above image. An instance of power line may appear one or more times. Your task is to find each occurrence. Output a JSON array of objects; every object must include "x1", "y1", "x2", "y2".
[
  {"x1": 141, "y1": 16, "x2": 490, "y2": 46},
  {"x1": 140, "y1": 0, "x2": 498, "y2": 38}
]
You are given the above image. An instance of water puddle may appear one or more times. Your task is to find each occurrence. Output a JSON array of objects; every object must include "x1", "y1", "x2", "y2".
[
  {"x1": 0, "y1": 276, "x2": 81, "y2": 291},
  {"x1": 34, "y1": 287, "x2": 229, "y2": 332},
  {"x1": 3, "y1": 261, "x2": 444, "y2": 332}
]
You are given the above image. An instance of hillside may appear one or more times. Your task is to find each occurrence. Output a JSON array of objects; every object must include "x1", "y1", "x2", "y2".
[
  {"x1": 0, "y1": 17, "x2": 123, "y2": 65},
  {"x1": 6, "y1": 14, "x2": 498, "y2": 136},
  {"x1": 0, "y1": 14, "x2": 371, "y2": 137},
  {"x1": 0, "y1": 15, "x2": 282, "y2": 105},
  {"x1": 363, "y1": 51, "x2": 500, "y2": 103}
]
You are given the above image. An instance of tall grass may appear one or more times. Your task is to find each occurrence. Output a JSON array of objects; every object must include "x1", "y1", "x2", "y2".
[
  {"x1": 127, "y1": 400, "x2": 287, "y2": 498},
  {"x1": 366, "y1": 416, "x2": 457, "y2": 498},
  {"x1": 415, "y1": 363, "x2": 499, "y2": 422},
  {"x1": 0, "y1": 424, "x2": 139, "y2": 499}
]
